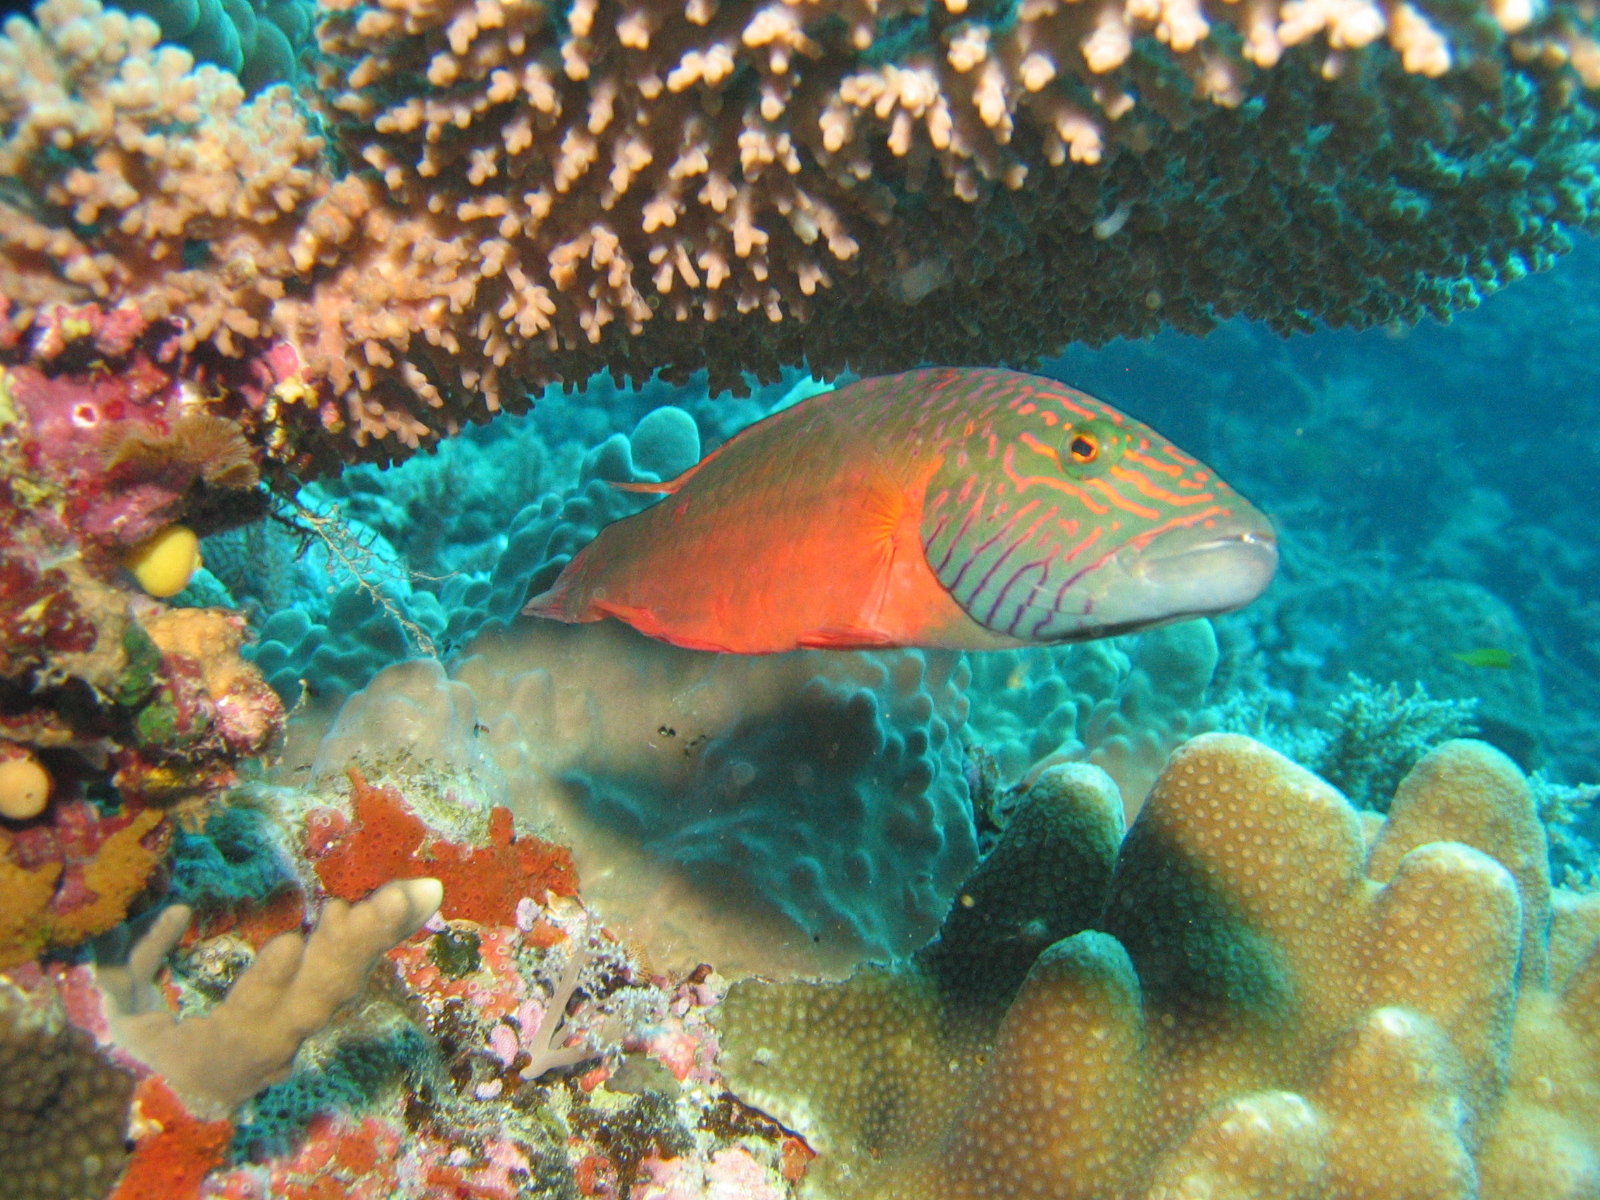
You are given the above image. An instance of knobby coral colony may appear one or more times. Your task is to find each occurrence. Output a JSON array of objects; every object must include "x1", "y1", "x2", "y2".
[
  {"x1": 0, "y1": 0, "x2": 1597, "y2": 477},
  {"x1": 719, "y1": 736, "x2": 1600, "y2": 1200}
]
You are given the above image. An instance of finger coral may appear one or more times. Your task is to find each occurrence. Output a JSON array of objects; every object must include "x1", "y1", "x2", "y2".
[
  {"x1": 717, "y1": 734, "x2": 1600, "y2": 1199},
  {"x1": 100, "y1": 877, "x2": 444, "y2": 1118}
]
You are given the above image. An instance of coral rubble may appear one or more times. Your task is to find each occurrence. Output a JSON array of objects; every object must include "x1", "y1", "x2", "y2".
[{"x1": 718, "y1": 734, "x2": 1600, "y2": 1198}]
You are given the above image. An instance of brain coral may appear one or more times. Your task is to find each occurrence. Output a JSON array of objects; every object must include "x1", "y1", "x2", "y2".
[
  {"x1": 5, "y1": 0, "x2": 1600, "y2": 469},
  {"x1": 717, "y1": 734, "x2": 1600, "y2": 1199}
]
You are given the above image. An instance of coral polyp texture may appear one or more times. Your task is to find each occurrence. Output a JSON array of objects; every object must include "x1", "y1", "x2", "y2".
[
  {"x1": 5, "y1": 0, "x2": 1600, "y2": 468},
  {"x1": 0, "y1": 972, "x2": 136, "y2": 1200},
  {"x1": 717, "y1": 734, "x2": 1600, "y2": 1199}
]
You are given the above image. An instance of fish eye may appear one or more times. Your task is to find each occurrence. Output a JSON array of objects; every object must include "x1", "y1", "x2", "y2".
[
  {"x1": 1067, "y1": 433, "x2": 1099, "y2": 463},
  {"x1": 1059, "y1": 418, "x2": 1123, "y2": 473}
]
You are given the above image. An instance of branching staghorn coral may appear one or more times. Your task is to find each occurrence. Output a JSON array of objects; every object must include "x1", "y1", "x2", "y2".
[
  {"x1": 0, "y1": 0, "x2": 330, "y2": 352},
  {"x1": 99, "y1": 876, "x2": 443, "y2": 1119},
  {"x1": 717, "y1": 735, "x2": 1600, "y2": 1199},
  {"x1": 1224, "y1": 672, "x2": 1482, "y2": 810}
]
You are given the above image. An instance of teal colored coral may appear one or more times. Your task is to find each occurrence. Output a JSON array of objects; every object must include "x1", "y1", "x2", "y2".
[
  {"x1": 168, "y1": 805, "x2": 295, "y2": 913},
  {"x1": 230, "y1": 1026, "x2": 429, "y2": 1162},
  {"x1": 564, "y1": 652, "x2": 977, "y2": 961},
  {"x1": 214, "y1": 376, "x2": 759, "y2": 706},
  {"x1": 115, "y1": 0, "x2": 312, "y2": 90}
]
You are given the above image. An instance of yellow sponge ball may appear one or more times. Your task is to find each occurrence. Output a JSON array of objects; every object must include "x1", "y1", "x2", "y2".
[
  {"x1": 123, "y1": 525, "x2": 202, "y2": 598},
  {"x1": 0, "y1": 751, "x2": 51, "y2": 820}
]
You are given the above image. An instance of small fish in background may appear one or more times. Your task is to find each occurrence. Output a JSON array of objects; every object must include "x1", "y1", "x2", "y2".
[
  {"x1": 525, "y1": 367, "x2": 1278, "y2": 654},
  {"x1": 1452, "y1": 647, "x2": 1518, "y2": 670}
]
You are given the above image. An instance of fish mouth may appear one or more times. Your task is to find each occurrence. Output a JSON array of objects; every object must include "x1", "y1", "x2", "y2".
[{"x1": 1126, "y1": 516, "x2": 1279, "y2": 620}]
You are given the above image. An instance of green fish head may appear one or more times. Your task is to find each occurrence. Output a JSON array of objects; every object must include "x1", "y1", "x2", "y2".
[{"x1": 920, "y1": 372, "x2": 1277, "y2": 643}]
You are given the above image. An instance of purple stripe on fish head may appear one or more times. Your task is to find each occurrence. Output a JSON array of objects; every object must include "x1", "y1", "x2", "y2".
[{"x1": 914, "y1": 370, "x2": 1273, "y2": 643}]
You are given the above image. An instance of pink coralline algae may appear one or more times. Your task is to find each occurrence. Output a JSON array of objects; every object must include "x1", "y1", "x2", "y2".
[
  {"x1": 391, "y1": 922, "x2": 532, "y2": 1027},
  {"x1": 0, "y1": 297, "x2": 285, "y2": 764},
  {"x1": 202, "y1": 1109, "x2": 553, "y2": 1200},
  {"x1": 633, "y1": 1148, "x2": 790, "y2": 1200},
  {"x1": 625, "y1": 971, "x2": 725, "y2": 1086},
  {"x1": 1, "y1": 301, "x2": 266, "y2": 555},
  {"x1": 0, "y1": 294, "x2": 287, "y2": 973}
]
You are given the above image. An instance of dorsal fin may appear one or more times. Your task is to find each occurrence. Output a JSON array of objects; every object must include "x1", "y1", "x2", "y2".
[{"x1": 607, "y1": 438, "x2": 732, "y2": 496}]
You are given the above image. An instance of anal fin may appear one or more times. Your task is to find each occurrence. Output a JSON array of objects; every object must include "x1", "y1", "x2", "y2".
[{"x1": 796, "y1": 627, "x2": 900, "y2": 650}]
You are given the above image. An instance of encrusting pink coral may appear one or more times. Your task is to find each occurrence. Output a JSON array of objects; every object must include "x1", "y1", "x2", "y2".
[{"x1": 309, "y1": 768, "x2": 578, "y2": 926}]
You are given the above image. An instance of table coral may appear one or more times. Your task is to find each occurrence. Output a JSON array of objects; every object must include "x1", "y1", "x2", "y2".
[
  {"x1": 293, "y1": 0, "x2": 1600, "y2": 444},
  {"x1": 5, "y1": 0, "x2": 1600, "y2": 470},
  {"x1": 716, "y1": 733, "x2": 1600, "y2": 1199}
]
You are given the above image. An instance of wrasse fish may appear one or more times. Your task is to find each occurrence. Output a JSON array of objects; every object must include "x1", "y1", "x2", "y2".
[
  {"x1": 1452, "y1": 648, "x2": 1517, "y2": 670},
  {"x1": 524, "y1": 368, "x2": 1277, "y2": 654}
]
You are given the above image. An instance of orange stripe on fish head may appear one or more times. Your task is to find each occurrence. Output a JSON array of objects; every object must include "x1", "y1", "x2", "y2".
[{"x1": 919, "y1": 375, "x2": 1278, "y2": 642}]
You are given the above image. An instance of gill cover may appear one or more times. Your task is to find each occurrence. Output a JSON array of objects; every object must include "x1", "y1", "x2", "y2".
[{"x1": 918, "y1": 387, "x2": 1245, "y2": 641}]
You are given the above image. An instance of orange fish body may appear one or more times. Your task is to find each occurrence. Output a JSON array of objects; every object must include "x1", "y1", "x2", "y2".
[{"x1": 524, "y1": 368, "x2": 1276, "y2": 654}]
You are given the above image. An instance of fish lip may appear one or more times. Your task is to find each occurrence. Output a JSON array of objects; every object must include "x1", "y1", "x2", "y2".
[
  {"x1": 1115, "y1": 519, "x2": 1279, "y2": 619},
  {"x1": 1138, "y1": 524, "x2": 1278, "y2": 567}
]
